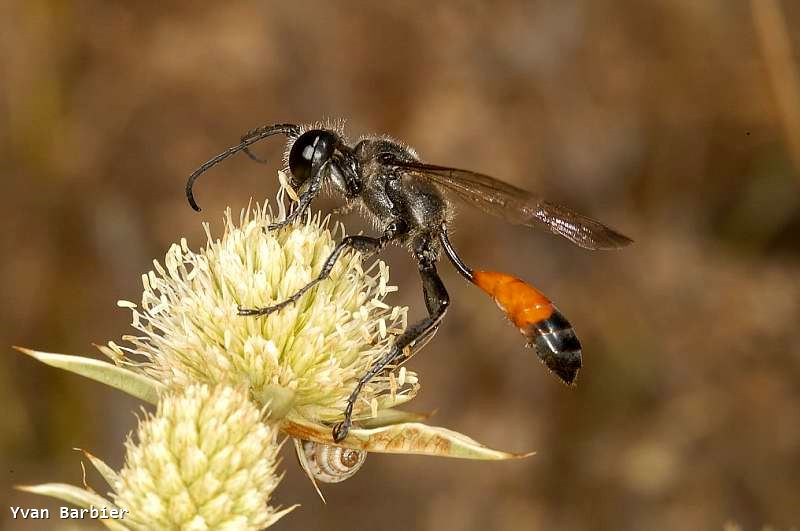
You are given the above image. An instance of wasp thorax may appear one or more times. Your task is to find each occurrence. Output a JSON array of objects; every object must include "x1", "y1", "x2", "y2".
[
  {"x1": 288, "y1": 129, "x2": 338, "y2": 187},
  {"x1": 301, "y1": 440, "x2": 367, "y2": 483}
]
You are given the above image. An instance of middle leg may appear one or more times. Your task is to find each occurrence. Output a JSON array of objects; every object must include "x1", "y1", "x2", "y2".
[
  {"x1": 239, "y1": 219, "x2": 408, "y2": 316},
  {"x1": 238, "y1": 234, "x2": 385, "y2": 316}
]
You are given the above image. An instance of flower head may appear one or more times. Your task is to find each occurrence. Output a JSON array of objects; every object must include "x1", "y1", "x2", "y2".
[
  {"x1": 113, "y1": 384, "x2": 292, "y2": 530},
  {"x1": 101, "y1": 192, "x2": 418, "y2": 423},
  {"x1": 17, "y1": 188, "x2": 530, "y2": 520}
]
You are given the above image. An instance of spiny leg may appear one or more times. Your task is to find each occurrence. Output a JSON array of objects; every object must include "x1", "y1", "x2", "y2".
[
  {"x1": 385, "y1": 228, "x2": 467, "y2": 361},
  {"x1": 332, "y1": 261, "x2": 450, "y2": 442},
  {"x1": 240, "y1": 219, "x2": 408, "y2": 316},
  {"x1": 262, "y1": 158, "x2": 328, "y2": 232},
  {"x1": 262, "y1": 156, "x2": 328, "y2": 232},
  {"x1": 396, "y1": 321, "x2": 439, "y2": 366},
  {"x1": 393, "y1": 268, "x2": 448, "y2": 365},
  {"x1": 264, "y1": 134, "x2": 333, "y2": 232},
  {"x1": 263, "y1": 187, "x2": 316, "y2": 232},
  {"x1": 238, "y1": 235, "x2": 386, "y2": 316}
]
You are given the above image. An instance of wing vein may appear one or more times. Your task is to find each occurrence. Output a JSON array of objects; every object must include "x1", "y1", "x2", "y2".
[{"x1": 392, "y1": 160, "x2": 633, "y2": 251}]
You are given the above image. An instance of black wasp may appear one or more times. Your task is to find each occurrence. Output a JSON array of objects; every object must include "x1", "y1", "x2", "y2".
[{"x1": 186, "y1": 121, "x2": 633, "y2": 442}]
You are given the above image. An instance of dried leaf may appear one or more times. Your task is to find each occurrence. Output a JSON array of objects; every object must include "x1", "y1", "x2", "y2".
[
  {"x1": 358, "y1": 408, "x2": 433, "y2": 428},
  {"x1": 282, "y1": 414, "x2": 534, "y2": 460}
]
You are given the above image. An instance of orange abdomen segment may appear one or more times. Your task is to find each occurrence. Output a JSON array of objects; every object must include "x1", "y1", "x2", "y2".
[
  {"x1": 472, "y1": 270, "x2": 554, "y2": 328},
  {"x1": 472, "y1": 270, "x2": 582, "y2": 385}
]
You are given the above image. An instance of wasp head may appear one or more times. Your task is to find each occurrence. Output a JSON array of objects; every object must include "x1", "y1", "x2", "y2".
[{"x1": 287, "y1": 129, "x2": 339, "y2": 189}]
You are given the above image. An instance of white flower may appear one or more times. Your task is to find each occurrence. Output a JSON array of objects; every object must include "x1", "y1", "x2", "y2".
[
  {"x1": 113, "y1": 384, "x2": 293, "y2": 530},
  {"x1": 100, "y1": 192, "x2": 418, "y2": 423}
]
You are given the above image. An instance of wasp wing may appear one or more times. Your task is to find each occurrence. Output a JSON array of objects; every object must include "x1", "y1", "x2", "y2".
[{"x1": 394, "y1": 161, "x2": 633, "y2": 251}]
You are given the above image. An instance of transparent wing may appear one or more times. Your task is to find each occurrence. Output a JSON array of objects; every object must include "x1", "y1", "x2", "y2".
[{"x1": 394, "y1": 160, "x2": 633, "y2": 250}]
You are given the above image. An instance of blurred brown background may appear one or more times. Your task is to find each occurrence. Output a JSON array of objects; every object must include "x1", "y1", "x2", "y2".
[{"x1": 2, "y1": 1, "x2": 799, "y2": 530}]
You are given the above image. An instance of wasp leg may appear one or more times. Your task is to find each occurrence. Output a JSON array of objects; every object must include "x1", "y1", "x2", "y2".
[
  {"x1": 397, "y1": 321, "x2": 440, "y2": 366},
  {"x1": 264, "y1": 183, "x2": 320, "y2": 232},
  {"x1": 394, "y1": 261, "x2": 451, "y2": 364},
  {"x1": 264, "y1": 148, "x2": 326, "y2": 231},
  {"x1": 240, "y1": 220, "x2": 408, "y2": 316},
  {"x1": 238, "y1": 235, "x2": 385, "y2": 316},
  {"x1": 332, "y1": 260, "x2": 450, "y2": 442}
]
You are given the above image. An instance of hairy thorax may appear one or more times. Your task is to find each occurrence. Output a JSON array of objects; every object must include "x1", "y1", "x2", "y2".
[{"x1": 353, "y1": 137, "x2": 450, "y2": 242}]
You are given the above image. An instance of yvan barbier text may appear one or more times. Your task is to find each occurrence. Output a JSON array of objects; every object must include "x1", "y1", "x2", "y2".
[{"x1": 9, "y1": 505, "x2": 129, "y2": 520}]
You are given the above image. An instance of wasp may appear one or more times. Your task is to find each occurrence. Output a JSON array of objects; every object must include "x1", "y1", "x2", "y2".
[{"x1": 186, "y1": 121, "x2": 633, "y2": 442}]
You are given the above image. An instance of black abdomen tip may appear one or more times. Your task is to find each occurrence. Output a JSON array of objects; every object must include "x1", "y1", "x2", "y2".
[{"x1": 525, "y1": 309, "x2": 582, "y2": 385}]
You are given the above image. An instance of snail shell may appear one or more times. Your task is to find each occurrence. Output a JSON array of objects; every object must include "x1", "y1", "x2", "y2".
[{"x1": 300, "y1": 440, "x2": 367, "y2": 483}]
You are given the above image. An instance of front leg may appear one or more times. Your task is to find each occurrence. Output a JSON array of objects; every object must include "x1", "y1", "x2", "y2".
[
  {"x1": 239, "y1": 220, "x2": 408, "y2": 317},
  {"x1": 332, "y1": 259, "x2": 450, "y2": 442},
  {"x1": 264, "y1": 184, "x2": 318, "y2": 232}
]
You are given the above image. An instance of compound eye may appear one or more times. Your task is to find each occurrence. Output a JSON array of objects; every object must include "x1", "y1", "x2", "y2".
[{"x1": 288, "y1": 130, "x2": 337, "y2": 187}]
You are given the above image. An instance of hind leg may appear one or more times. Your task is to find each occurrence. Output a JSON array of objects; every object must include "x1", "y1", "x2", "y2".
[{"x1": 332, "y1": 247, "x2": 449, "y2": 442}]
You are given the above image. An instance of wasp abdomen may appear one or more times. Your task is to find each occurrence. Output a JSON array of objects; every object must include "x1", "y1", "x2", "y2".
[
  {"x1": 472, "y1": 270, "x2": 582, "y2": 385},
  {"x1": 523, "y1": 309, "x2": 581, "y2": 384}
]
